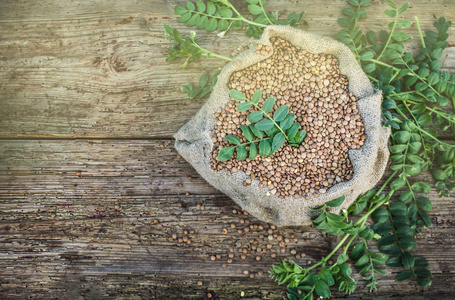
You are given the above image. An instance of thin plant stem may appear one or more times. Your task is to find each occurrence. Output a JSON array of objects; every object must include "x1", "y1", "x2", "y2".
[
  {"x1": 192, "y1": 41, "x2": 233, "y2": 61},
  {"x1": 251, "y1": 102, "x2": 290, "y2": 141},
  {"x1": 377, "y1": 10, "x2": 399, "y2": 61},
  {"x1": 258, "y1": 0, "x2": 274, "y2": 25},
  {"x1": 414, "y1": 17, "x2": 426, "y2": 48},
  {"x1": 226, "y1": 2, "x2": 268, "y2": 28}
]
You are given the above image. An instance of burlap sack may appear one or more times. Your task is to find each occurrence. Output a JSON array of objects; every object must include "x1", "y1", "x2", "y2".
[{"x1": 174, "y1": 26, "x2": 390, "y2": 226}]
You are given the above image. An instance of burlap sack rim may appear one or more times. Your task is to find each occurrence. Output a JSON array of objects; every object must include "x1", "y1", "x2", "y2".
[{"x1": 174, "y1": 25, "x2": 390, "y2": 226}]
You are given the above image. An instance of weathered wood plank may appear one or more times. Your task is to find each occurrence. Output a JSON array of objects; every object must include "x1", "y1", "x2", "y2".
[
  {"x1": 0, "y1": 0, "x2": 454, "y2": 138},
  {"x1": 0, "y1": 140, "x2": 453, "y2": 299}
]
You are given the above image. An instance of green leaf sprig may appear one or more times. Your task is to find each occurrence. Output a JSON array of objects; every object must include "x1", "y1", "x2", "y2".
[
  {"x1": 164, "y1": 25, "x2": 232, "y2": 67},
  {"x1": 181, "y1": 72, "x2": 220, "y2": 99},
  {"x1": 174, "y1": 0, "x2": 308, "y2": 39},
  {"x1": 217, "y1": 89, "x2": 306, "y2": 161}
]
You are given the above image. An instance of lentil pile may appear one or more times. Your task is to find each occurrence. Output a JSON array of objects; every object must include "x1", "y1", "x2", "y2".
[{"x1": 210, "y1": 37, "x2": 367, "y2": 200}]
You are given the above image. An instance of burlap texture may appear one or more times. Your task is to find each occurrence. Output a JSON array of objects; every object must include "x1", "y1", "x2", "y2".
[{"x1": 174, "y1": 26, "x2": 390, "y2": 226}]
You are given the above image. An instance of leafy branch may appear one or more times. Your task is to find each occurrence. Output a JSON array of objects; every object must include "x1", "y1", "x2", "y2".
[
  {"x1": 217, "y1": 89, "x2": 306, "y2": 161},
  {"x1": 181, "y1": 72, "x2": 220, "y2": 99},
  {"x1": 164, "y1": 25, "x2": 232, "y2": 68},
  {"x1": 175, "y1": 0, "x2": 308, "y2": 39}
]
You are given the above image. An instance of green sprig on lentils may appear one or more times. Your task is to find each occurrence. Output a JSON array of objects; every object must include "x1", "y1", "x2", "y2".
[
  {"x1": 164, "y1": 0, "x2": 455, "y2": 299},
  {"x1": 216, "y1": 88, "x2": 307, "y2": 161}
]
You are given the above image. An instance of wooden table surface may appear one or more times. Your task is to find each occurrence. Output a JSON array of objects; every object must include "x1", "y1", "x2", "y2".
[{"x1": 1, "y1": 0, "x2": 454, "y2": 299}]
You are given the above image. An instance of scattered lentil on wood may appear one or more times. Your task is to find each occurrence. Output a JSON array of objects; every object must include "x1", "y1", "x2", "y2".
[{"x1": 210, "y1": 37, "x2": 366, "y2": 199}]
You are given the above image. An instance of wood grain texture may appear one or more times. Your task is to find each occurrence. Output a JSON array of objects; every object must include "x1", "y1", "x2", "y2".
[
  {"x1": 0, "y1": 140, "x2": 454, "y2": 299},
  {"x1": 1, "y1": 0, "x2": 455, "y2": 299},
  {"x1": 0, "y1": 0, "x2": 454, "y2": 138}
]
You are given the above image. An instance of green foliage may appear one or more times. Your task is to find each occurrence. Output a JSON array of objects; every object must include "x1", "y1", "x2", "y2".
[
  {"x1": 164, "y1": 26, "x2": 232, "y2": 67},
  {"x1": 217, "y1": 89, "x2": 306, "y2": 161},
  {"x1": 181, "y1": 72, "x2": 220, "y2": 99},
  {"x1": 174, "y1": 0, "x2": 308, "y2": 39},
  {"x1": 333, "y1": 0, "x2": 455, "y2": 293}
]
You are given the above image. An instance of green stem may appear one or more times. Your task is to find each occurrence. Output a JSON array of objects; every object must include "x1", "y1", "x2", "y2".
[
  {"x1": 258, "y1": 0, "x2": 274, "y2": 25},
  {"x1": 251, "y1": 102, "x2": 290, "y2": 141},
  {"x1": 369, "y1": 59, "x2": 400, "y2": 71},
  {"x1": 395, "y1": 106, "x2": 454, "y2": 147},
  {"x1": 323, "y1": 233, "x2": 351, "y2": 263},
  {"x1": 226, "y1": 2, "x2": 268, "y2": 28},
  {"x1": 404, "y1": 62, "x2": 443, "y2": 97},
  {"x1": 377, "y1": 11, "x2": 398, "y2": 61},
  {"x1": 342, "y1": 234, "x2": 358, "y2": 255},
  {"x1": 402, "y1": 99, "x2": 455, "y2": 123},
  {"x1": 414, "y1": 17, "x2": 426, "y2": 48},
  {"x1": 234, "y1": 137, "x2": 270, "y2": 148},
  {"x1": 355, "y1": 171, "x2": 398, "y2": 227},
  {"x1": 192, "y1": 41, "x2": 233, "y2": 61},
  {"x1": 368, "y1": 75, "x2": 379, "y2": 83},
  {"x1": 400, "y1": 99, "x2": 428, "y2": 144}
]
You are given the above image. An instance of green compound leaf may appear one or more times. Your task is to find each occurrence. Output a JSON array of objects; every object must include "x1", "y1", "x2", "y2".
[
  {"x1": 225, "y1": 135, "x2": 241, "y2": 145},
  {"x1": 175, "y1": 5, "x2": 187, "y2": 15},
  {"x1": 255, "y1": 119, "x2": 275, "y2": 131},
  {"x1": 401, "y1": 251, "x2": 415, "y2": 269},
  {"x1": 206, "y1": 18, "x2": 218, "y2": 31},
  {"x1": 325, "y1": 195, "x2": 346, "y2": 207},
  {"x1": 259, "y1": 139, "x2": 272, "y2": 156},
  {"x1": 390, "y1": 201, "x2": 407, "y2": 216},
  {"x1": 337, "y1": 253, "x2": 349, "y2": 265},
  {"x1": 396, "y1": 20, "x2": 412, "y2": 28},
  {"x1": 249, "y1": 124, "x2": 263, "y2": 138},
  {"x1": 360, "y1": 51, "x2": 375, "y2": 61},
  {"x1": 280, "y1": 113, "x2": 295, "y2": 130},
  {"x1": 396, "y1": 270, "x2": 414, "y2": 282},
  {"x1": 315, "y1": 279, "x2": 331, "y2": 298},
  {"x1": 196, "y1": 0, "x2": 206, "y2": 13},
  {"x1": 273, "y1": 105, "x2": 289, "y2": 122},
  {"x1": 384, "y1": 9, "x2": 397, "y2": 18},
  {"x1": 179, "y1": 12, "x2": 192, "y2": 23},
  {"x1": 412, "y1": 182, "x2": 431, "y2": 193},
  {"x1": 385, "y1": 0, "x2": 397, "y2": 9},
  {"x1": 378, "y1": 235, "x2": 396, "y2": 246},
  {"x1": 241, "y1": 125, "x2": 254, "y2": 142},
  {"x1": 248, "y1": 111, "x2": 263, "y2": 123},
  {"x1": 287, "y1": 123, "x2": 299, "y2": 140},
  {"x1": 217, "y1": 147, "x2": 234, "y2": 161},
  {"x1": 252, "y1": 89, "x2": 262, "y2": 104},
  {"x1": 393, "y1": 131, "x2": 411, "y2": 144},
  {"x1": 186, "y1": 1, "x2": 196, "y2": 11},
  {"x1": 229, "y1": 90, "x2": 246, "y2": 101},
  {"x1": 372, "y1": 208, "x2": 389, "y2": 223},
  {"x1": 237, "y1": 102, "x2": 252, "y2": 111},
  {"x1": 390, "y1": 144, "x2": 407, "y2": 153},
  {"x1": 249, "y1": 142, "x2": 258, "y2": 160},
  {"x1": 206, "y1": 1, "x2": 216, "y2": 15},
  {"x1": 350, "y1": 242, "x2": 365, "y2": 260},
  {"x1": 272, "y1": 132, "x2": 286, "y2": 152},
  {"x1": 262, "y1": 96, "x2": 276, "y2": 113},
  {"x1": 399, "y1": 190, "x2": 413, "y2": 204},
  {"x1": 237, "y1": 145, "x2": 248, "y2": 161},
  {"x1": 417, "y1": 278, "x2": 432, "y2": 288},
  {"x1": 248, "y1": 4, "x2": 263, "y2": 16},
  {"x1": 390, "y1": 177, "x2": 406, "y2": 190},
  {"x1": 398, "y1": 3, "x2": 409, "y2": 13},
  {"x1": 416, "y1": 196, "x2": 432, "y2": 211}
]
